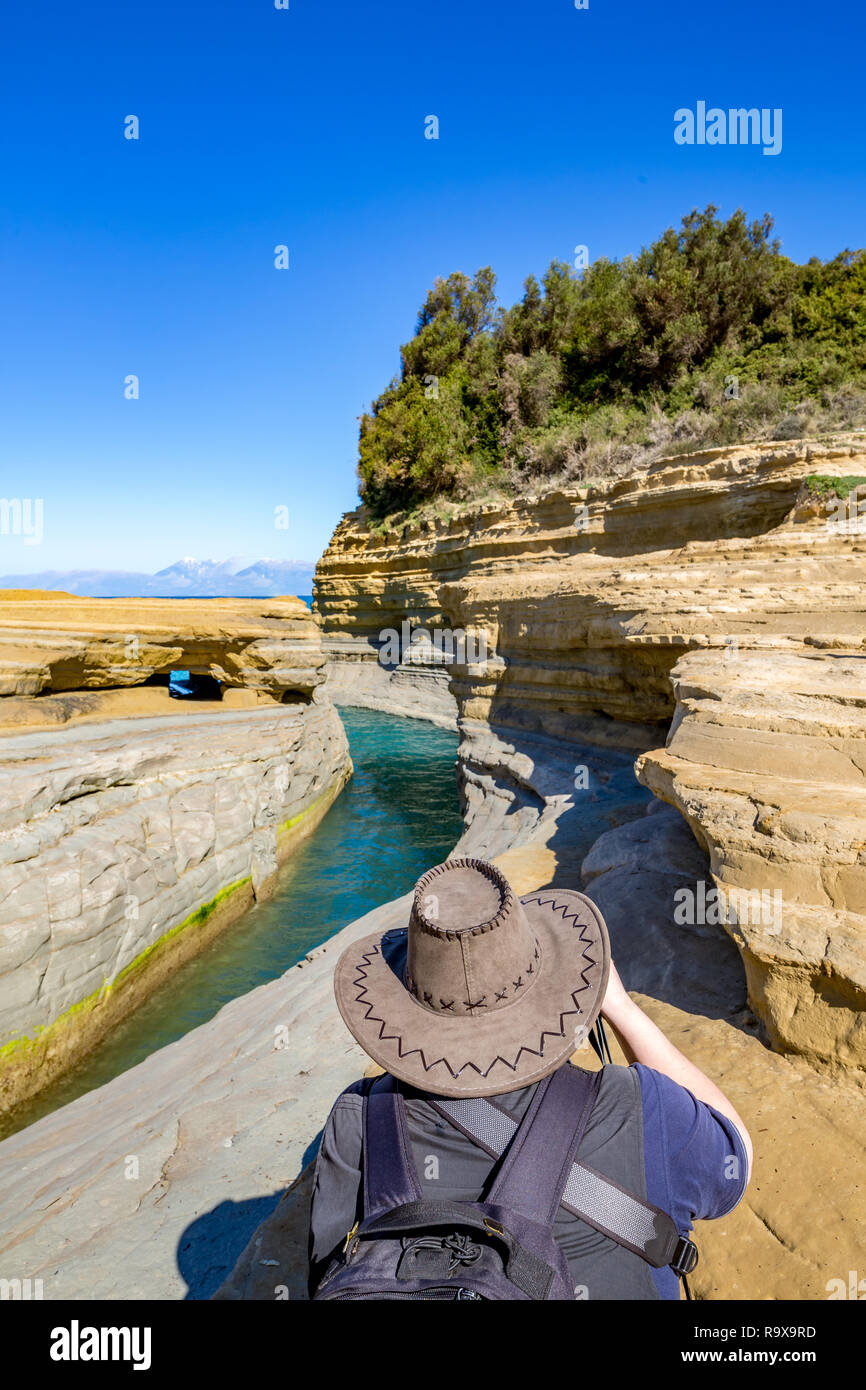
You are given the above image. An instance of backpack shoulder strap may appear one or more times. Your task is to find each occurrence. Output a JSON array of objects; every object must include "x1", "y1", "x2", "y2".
[
  {"x1": 486, "y1": 1064, "x2": 603, "y2": 1223},
  {"x1": 427, "y1": 1065, "x2": 694, "y2": 1274},
  {"x1": 361, "y1": 1072, "x2": 423, "y2": 1219}
]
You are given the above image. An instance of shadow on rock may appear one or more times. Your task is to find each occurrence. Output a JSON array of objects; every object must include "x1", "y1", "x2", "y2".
[
  {"x1": 208, "y1": 1161, "x2": 317, "y2": 1301},
  {"x1": 178, "y1": 1189, "x2": 288, "y2": 1300},
  {"x1": 578, "y1": 803, "x2": 751, "y2": 1024},
  {"x1": 188, "y1": 1129, "x2": 325, "y2": 1301}
]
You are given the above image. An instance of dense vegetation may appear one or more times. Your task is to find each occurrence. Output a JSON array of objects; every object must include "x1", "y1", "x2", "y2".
[{"x1": 357, "y1": 207, "x2": 866, "y2": 522}]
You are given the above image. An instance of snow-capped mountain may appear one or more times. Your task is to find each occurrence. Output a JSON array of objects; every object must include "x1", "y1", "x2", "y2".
[{"x1": 0, "y1": 558, "x2": 316, "y2": 598}]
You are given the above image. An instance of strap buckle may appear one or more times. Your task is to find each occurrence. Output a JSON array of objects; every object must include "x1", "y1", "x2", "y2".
[{"x1": 670, "y1": 1236, "x2": 699, "y2": 1277}]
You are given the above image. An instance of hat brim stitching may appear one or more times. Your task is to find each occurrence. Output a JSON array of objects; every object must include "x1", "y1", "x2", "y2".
[
  {"x1": 347, "y1": 918, "x2": 601, "y2": 1082},
  {"x1": 521, "y1": 893, "x2": 602, "y2": 925}
]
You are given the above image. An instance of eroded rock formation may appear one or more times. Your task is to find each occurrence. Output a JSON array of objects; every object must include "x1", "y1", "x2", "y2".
[
  {"x1": 316, "y1": 434, "x2": 866, "y2": 1070},
  {"x1": 0, "y1": 591, "x2": 326, "y2": 705},
  {"x1": 1, "y1": 797, "x2": 863, "y2": 1302},
  {"x1": 637, "y1": 648, "x2": 866, "y2": 1069},
  {"x1": 0, "y1": 594, "x2": 351, "y2": 1115},
  {"x1": 0, "y1": 436, "x2": 863, "y2": 1302}
]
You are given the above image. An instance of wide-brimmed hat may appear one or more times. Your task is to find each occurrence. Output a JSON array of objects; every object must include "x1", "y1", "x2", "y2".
[{"x1": 333, "y1": 857, "x2": 610, "y2": 1098}]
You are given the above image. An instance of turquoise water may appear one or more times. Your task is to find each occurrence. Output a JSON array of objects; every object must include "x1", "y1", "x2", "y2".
[{"x1": 3, "y1": 707, "x2": 461, "y2": 1137}]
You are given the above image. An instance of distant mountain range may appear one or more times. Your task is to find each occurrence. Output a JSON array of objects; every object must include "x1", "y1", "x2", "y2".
[{"x1": 0, "y1": 557, "x2": 316, "y2": 598}]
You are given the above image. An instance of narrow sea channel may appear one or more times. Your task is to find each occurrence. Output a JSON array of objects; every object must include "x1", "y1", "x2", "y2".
[{"x1": 3, "y1": 707, "x2": 462, "y2": 1138}]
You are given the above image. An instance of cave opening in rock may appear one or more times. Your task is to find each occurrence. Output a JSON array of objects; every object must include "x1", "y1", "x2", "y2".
[{"x1": 166, "y1": 670, "x2": 223, "y2": 700}]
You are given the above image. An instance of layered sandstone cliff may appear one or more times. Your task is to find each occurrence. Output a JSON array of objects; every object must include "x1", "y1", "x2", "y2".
[
  {"x1": 1, "y1": 797, "x2": 863, "y2": 1302},
  {"x1": 316, "y1": 435, "x2": 866, "y2": 1069},
  {"x1": 636, "y1": 648, "x2": 866, "y2": 1069},
  {"x1": 0, "y1": 592, "x2": 326, "y2": 710},
  {"x1": 0, "y1": 438, "x2": 863, "y2": 1303},
  {"x1": 0, "y1": 595, "x2": 352, "y2": 1116}
]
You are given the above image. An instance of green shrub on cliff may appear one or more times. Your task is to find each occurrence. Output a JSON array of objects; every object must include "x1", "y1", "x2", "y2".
[
  {"x1": 358, "y1": 269, "x2": 504, "y2": 516},
  {"x1": 357, "y1": 207, "x2": 866, "y2": 521},
  {"x1": 803, "y1": 473, "x2": 866, "y2": 500}
]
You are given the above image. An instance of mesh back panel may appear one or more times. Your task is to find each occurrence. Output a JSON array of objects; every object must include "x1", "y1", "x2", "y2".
[
  {"x1": 441, "y1": 1097, "x2": 518, "y2": 1153},
  {"x1": 562, "y1": 1165, "x2": 659, "y2": 1246}
]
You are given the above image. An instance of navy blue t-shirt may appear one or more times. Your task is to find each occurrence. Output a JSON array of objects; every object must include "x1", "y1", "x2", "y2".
[{"x1": 633, "y1": 1064, "x2": 748, "y2": 1298}]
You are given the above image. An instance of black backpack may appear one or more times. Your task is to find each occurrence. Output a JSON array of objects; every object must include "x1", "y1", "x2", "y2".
[{"x1": 312, "y1": 1063, "x2": 698, "y2": 1301}]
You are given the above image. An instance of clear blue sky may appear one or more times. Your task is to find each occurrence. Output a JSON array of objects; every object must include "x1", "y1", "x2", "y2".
[{"x1": 1, "y1": 0, "x2": 863, "y2": 573}]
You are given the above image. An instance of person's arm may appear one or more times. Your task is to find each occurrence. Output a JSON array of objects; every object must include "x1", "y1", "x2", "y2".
[{"x1": 600, "y1": 960, "x2": 753, "y2": 1182}]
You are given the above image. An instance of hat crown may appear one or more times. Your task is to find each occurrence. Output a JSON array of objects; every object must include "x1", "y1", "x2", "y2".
[{"x1": 406, "y1": 858, "x2": 541, "y2": 1017}]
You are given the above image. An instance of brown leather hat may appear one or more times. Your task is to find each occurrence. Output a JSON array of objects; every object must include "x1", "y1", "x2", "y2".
[{"x1": 333, "y1": 857, "x2": 610, "y2": 1098}]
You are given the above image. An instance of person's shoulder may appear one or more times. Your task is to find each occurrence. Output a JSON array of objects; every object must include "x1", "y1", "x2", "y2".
[
  {"x1": 633, "y1": 1061, "x2": 741, "y2": 1147},
  {"x1": 338, "y1": 1078, "x2": 368, "y2": 1101},
  {"x1": 322, "y1": 1077, "x2": 368, "y2": 1126},
  {"x1": 633, "y1": 1063, "x2": 748, "y2": 1220},
  {"x1": 590, "y1": 1060, "x2": 639, "y2": 1094},
  {"x1": 633, "y1": 1062, "x2": 695, "y2": 1116},
  {"x1": 316, "y1": 1079, "x2": 367, "y2": 1169},
  {"x1": 632, "y1": 1062, "x2": 734, "y2": 1137},
  {"x1": 572, "y1": 1059, "x2": 641, "y2": 1111}
]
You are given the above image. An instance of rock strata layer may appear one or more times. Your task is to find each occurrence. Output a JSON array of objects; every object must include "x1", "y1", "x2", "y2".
[
  {"x1": 0, "y1": 592, "x2": 325, "y2": 704},
  {"x1": 1, "y1": 786, "x2": 862, "y2": 1302},
  {"x1": 0, "y1": 438, "x2": 864, "y2": 1300},
  {"x1": 316, "y1": 436, "x2": 866, "y2": 1066},
  {"x1": 0, "y1": 595, "x2": 352, "y2": 1115},
  {"x1": 324, "y1": 633, "x2": 457, "y2": 729},
  {"x1": 637, "y1": 648, "x2": 866, "y2": 1069}
]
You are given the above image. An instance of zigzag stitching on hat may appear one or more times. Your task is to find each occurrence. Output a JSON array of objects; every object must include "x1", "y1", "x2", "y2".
[
  {"x1": 522, "y1": 894, "x2": 598, "y2": 979},
  {"x1": 524, "y1": 898, "x2": 598, "y2": 971},
  {"x1": 349, "y1": 936, "x2": 600, "y2": 1081},
  {"x1": 522, "y1": 894, "x2": 598, "y2": 931}
]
